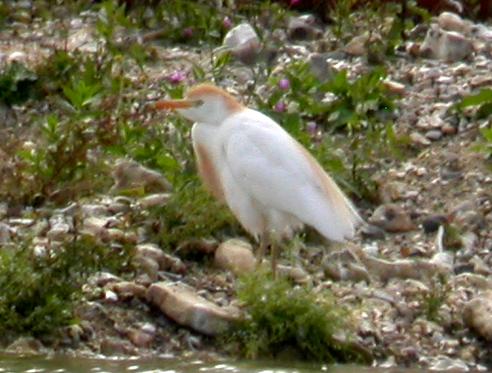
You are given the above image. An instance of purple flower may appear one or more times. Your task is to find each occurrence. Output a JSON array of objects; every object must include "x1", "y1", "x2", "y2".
[
  {"x1": 223, "y1": 16, "x2": 233, "y2": 30},
  {"x1": 274, "y1": 101, "x2": 287, "y2": 112},
  {"x1": 167, "y1": 71, "x2": 186, "y2": 85},
  {"x1": 290, "y1": 0, "x2": 301, "y2": 6},
  {"x1": 182, "y1": 27, "x2": 193, "y2": 38},
  {"x1": 278, "y1": 78, "x2": 290, "y2": 90}
]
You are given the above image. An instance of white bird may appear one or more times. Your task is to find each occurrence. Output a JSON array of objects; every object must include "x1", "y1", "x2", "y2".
[{"x1": 155, "y1": 83, "x2": 362, "y2": 277}]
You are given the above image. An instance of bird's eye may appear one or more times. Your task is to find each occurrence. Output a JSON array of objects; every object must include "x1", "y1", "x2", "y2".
[{"x1": 193, "y1": 99, "x2": 204, "y2": 107}]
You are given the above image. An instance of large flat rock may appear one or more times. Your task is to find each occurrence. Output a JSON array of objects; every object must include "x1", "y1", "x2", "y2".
[{"x1": 146, "y1": 282, "x2": 240, "y2": 336}]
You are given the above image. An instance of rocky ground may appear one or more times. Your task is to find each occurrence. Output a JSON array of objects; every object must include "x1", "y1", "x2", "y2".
[{"x1": 0, "y1": 2, "x2": 492, "y2": 371}]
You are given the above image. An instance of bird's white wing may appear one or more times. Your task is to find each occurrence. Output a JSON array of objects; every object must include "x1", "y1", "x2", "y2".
[{"x1": 221, "y1": 109, "x2": 362, "y2": 242}]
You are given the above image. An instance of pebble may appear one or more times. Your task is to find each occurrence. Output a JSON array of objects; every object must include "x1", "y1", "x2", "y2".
[
  {"x1": 425, "y1": 130, "x2": 443, "y2": 141},
  {"x1": 410, "y1": 132, "x2": 431, "y2": 146}
]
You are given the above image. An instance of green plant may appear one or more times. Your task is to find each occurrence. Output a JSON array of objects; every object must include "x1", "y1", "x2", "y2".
[
  {"x1": 0, "y1": 236, "x2": 132, "y2": 338},
  {"x1": 227, "y1": 271, "x2": 368, "y2": 363},
  {"x1": 454, "y1": 88, "x2": 492, "y2": 120},
  {"x1": 154, "y1": 0, "x2": 229, "y2": 45},
  {"x1": 474, "y1": 127, "x2": 492, "y2": 160},
  {"x1": 0, "y1": 62, "x2": 39, "y2": 106},
  {"x1": 264, "y1": 62, "x2": 394, "y2": 133},
  {"x1": 418, "y1": 274, "x2": 450, "y2": 323},
  {"x1": 453, "y1": 89, "x2": 492, "y2": 162}
]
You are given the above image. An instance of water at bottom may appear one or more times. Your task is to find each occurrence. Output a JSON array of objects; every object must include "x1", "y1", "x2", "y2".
[{"x1": 0, "y1": 355, "x2": 411, "y2": 373}]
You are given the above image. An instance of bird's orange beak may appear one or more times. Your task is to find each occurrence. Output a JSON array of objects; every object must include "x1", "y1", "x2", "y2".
[{"x1": 154, "y1": 99, "x2": 202, "y2": 110}]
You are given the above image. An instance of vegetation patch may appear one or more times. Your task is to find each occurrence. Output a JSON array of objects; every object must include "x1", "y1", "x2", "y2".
[
  {"x1": 226, "y1": 271, "x2": 369, "y2": 363},
  {"x1": 0, "y1": 236, "x2": 132, "y2": 339}
]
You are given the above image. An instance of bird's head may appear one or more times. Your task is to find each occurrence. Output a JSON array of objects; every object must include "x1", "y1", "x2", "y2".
[{"x1": 154, "y1": 83, "x2": 244, "y2": 124}]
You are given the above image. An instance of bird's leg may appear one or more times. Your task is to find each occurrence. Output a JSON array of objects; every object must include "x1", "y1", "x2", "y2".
[{"x1": 256, "y1": 232, "x2": 269, "y2": 269}]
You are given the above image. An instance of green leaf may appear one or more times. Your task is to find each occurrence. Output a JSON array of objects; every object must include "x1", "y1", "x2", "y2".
[
  {"x1": 477, "y1": 102, "x2": 492, "y2": 119},
  {"x1": 456, "y1": 89, "x2": 492, "y2": 110}
]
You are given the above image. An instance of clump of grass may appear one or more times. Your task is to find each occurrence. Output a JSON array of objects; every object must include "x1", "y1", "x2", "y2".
[
  {"x1": 418, "y1": 274, "x2": 450, "y2": 323},
  {"x1": 227, "y1": 271, "x2": 369, "y2": 363},
  {"x1": 0, "y1": 236, "x2": 132, "y2": 339}
]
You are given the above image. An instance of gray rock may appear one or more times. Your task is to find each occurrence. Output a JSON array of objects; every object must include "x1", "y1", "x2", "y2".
[{"x1": 222, "y1": 23, "x2": 261, "y2": 65}]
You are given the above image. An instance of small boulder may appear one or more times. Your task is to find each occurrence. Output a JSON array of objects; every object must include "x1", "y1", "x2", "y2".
[
  {"x1": 111, "y1": 159, "x2": 172, "y2": 194},
  {"x1": 287, "y1": 14, "x2": 322, "y2": 40},
  {"x1": 135, "y1": 243, "x2": 186, "y2": 273},
  {"x1": 369, "y1": 204, "x2": 415, "y2": 233},
  {"x1": 344, "y1": 34, "x2": 369, "y2": 56},
  {"x1": 214, "y1": 239, "x2": 256, "y2": 275},
  {"x1": 110, "y1": 281, "x2": 147, "y2": 299},
  {"x1": 420, "y1": 24, "x2": 473, "y2": 62},
  {"x1": 6, "y1": 337, "x2": 44, "y2": 355},
  {"x1": 437, "y1": 12, "x2": 472, "y2": 34},
  {"x1": 139, "y1": 193, "x2": 171, "y2": 209},
  {"x1": 100, "y1": 337, "x2": 137, "y2": 355},
  {"x1": 127, "y1": 323, "x2": 156, "y2": 348},
  {"x1": 223, "y1": 23, "x2": 261, "y2": 65},
  {"x1": 146, "y1": 282, "x2": 241, "y2": 336},
  {"x1": 463, "y1": 291, "x2": 492, "y2": 341}
]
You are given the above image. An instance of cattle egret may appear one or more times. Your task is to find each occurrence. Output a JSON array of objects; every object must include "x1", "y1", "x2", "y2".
[{"x1": 155, "y1": 83, "x2": 362, "y2": 277}]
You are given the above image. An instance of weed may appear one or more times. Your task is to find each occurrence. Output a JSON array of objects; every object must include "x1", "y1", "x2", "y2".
[
  {"x1": 0, "y1": 235, "x2": 132, "y2": 339},
  {"x1": 474, "y1": 127, "x2": 492, "y2": 161},
  {"x1": 226, "y1": 271, "x2": 369, "y2": 363},
  {"x1": 453, "y1": 89, "x2": 492, "y2": 162},
  {"x1": 454, "y1": 88, "x2": 492, "y2": 120},
  {"x1": 418, "y1": 274, "x2": 450, "y2": 323}
]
